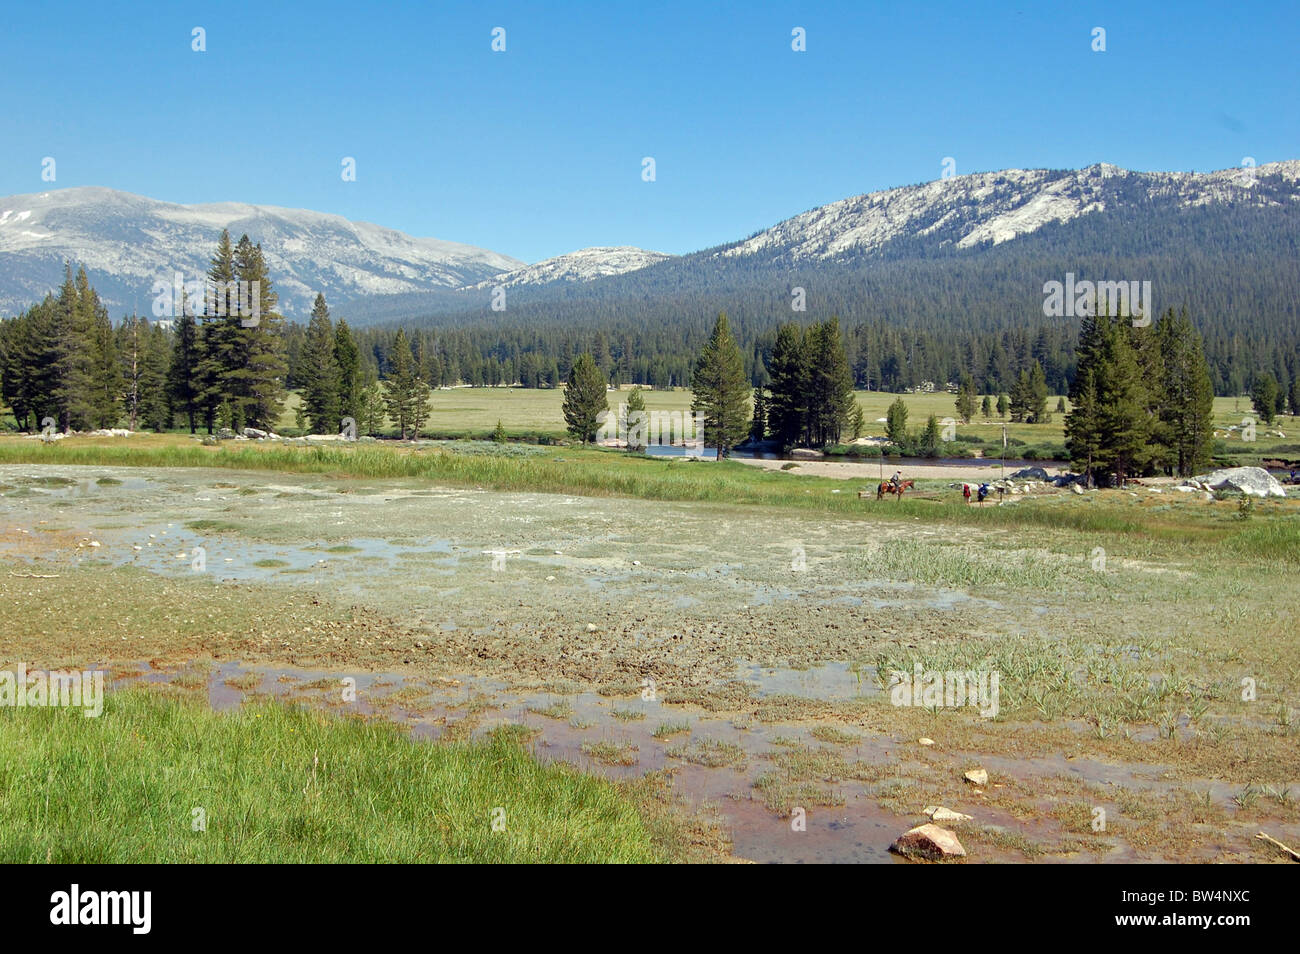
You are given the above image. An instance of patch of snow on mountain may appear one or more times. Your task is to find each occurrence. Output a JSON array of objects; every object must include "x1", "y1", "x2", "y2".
[{"x1": 472, "y1": 246, "x2": 673, "y2": 288}]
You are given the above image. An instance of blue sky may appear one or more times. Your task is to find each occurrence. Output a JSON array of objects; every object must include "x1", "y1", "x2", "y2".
[{"x1": 2, "y1": 1, "x2": 1296, "y2": 263}]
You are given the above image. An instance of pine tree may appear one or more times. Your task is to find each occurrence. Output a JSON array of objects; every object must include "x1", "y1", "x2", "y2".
[
  {"x1": 410, "y1": 370, "x2": 431, "y2": 439},
  {"x1": 334, "y1": 318, "x2": 362, "y2": 429},
  {"x1": 384, "y1": 329, "x2": 422, "y2": 439},
  {"x1": 624, "y1": 385, "x2": 647, "y2": 451},
  {"x1": 357, "y1": 373, "x2": 385, "y2": 436},
  {"x1": 980, "y1": 394, "x2": 992, "y2": 418},
  {"x1": 562, "y1": 352, "x2": 608, "y2": 443},
  {"x1": 53, "y1": 267, "x2": 93, "y2": 430},
  {"x1": 233, "y1": 236, "x2": 286, "y2": 429},
  {"x1": 848, "y1": 400, "x2": 865, "y2": 440},
  {"x1": 921, "y1": 414, "x2": 941, "y2": 457},
  {"x1": 955, "y1": 374, "x2": 976, "y2": 424},
  {"x1": 1252, "y1": 372, "x2": 1279, "y2": 425},
  {"x1": 766, "y1": 323, "x2": 809, "y2": 449},
  {"x1": 749, "y1": 387, "x2": 767, "y2": 442},
  {"x1": 118, "y1": 314, "x2": 145, "y2": 430},
  {"x1": 168, "y1": 311, "x2": 201, "y2": 433},
  {"x1": 1026, "y1": 361, "x2": 1049, "y2": 423},
  {"x1": 1064, "y1": 367, "x2": 1103, "y2": 485},
  {"x1": 301, "y1": 293, "x2": 340, "y2": 433},
  {"x1": 1095, "y1": 314, "x2": 1154, "y2": 485},
  {"x1": 83, "y1": 278, "x2": 122, "y2": 428},
  {"x1": 996, "y1": 393, "x2": 1008, "y2": 419},
  {"x1": 1157, "y1": 307, "x2": 1215, "y2": 476},
  {"x1": 139, "y1": 321, "x2": 172, "y2": 432},
  {"x1": 690, "y1": 313, "x2": 750, "y2": 459},
  {"x1": 886, "y1": 397, "x2": 909, "y2": 445},
  {"x1": 805, "y1": 317, "x2": 854, "y2": 446},
  {"x1": 1009, "y1": 370, "x2": 1030, "y2": 423},
  {"x1": 196, "y1": 230, "x2": 239, "y2": 432}
]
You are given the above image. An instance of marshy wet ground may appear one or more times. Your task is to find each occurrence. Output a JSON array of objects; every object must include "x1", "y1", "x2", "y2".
[{"x1": 4, "y1": 463, "x2": 1298, "y2": 862}]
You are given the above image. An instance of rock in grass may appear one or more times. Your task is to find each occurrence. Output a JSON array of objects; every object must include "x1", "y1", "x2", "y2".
[
  {"x1": 917, "y1": 737, "x2": 935, "y2": 747},
  {"x1": 1191, "y1": 466, "x2": 1286, "y2": 498},
  {"x1": 964, "y1": 768, "x2": 989, "y2": 786},
  {"x1": 890, "y1": 823, "x2": 966, "y2": 860},
  {"x1": 924, "y1": 806, "x2": 974, "y2": 824}
]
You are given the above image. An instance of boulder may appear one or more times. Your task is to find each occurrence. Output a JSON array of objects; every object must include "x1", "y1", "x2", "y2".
[
  {"x1": 216, "y1": 428, "x2": 236, "y2": 440},
  {"x1": 963, "y1": 768, "x2": 988, "y2": 786},
  {"x1": 1010, "y1": 466, "x2": 1050, "y2": 481},
  {"x1": 890, "y1": 823, "x2": 967, "y2": 860},
  {"x1": 1192, "y1": 467, "x2": 1286, "y2": 498},
  {"x1": 1071, "y1": 483, "x2": 1084, "y2": 495}
]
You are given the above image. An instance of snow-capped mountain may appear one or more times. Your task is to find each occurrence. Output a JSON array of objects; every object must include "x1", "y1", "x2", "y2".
[
  {"x1": 0, "y1": 187, "x2": 524, "y2": 316},
  {"x1": 717, "y1": 160, "x2": 1300, "y2": 263},
  {"x1": 3, "y1": 160, "x2": 1298, "y2": 323},
  {"x1": 470, "y1": 246, "x2": 673, "y2": 289}
]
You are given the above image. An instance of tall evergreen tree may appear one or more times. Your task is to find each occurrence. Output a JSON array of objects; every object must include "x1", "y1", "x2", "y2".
[
  {"x1": 1156, "y1": 307, "x2": 1215, "y2": 476},
  {"x1": 1064, "y1": 367, "x2": 1103, "y2": 485},
  {"x1": 805, "y1": 317, "x2": 854, "y2": 446},
  {"x1": 118, "y1": 314, "x2": 145, "y2": 430},
  {"x1": 749, "y1": 387, "x2": 768, "y2": 442},
  {"x1": 139, "y1": 321, "x2": 173, "y2": 432},
  {"x1": 168, "y1": 311, "x2": 201, "y2": 433},
  {"x1": 301, "y1": 293, "x2": 340, "y2": 433},
  {"x1": 885, "y1": 396, "x2": 909, "y2": 445},
  {"x1": 384, "y1": 329, "x2": 423, "y2": 439},
  {"x1": 233, "y1": 236, "x2": 286, "y2": 429},
  {"x1": 562, "y1": 352, "x2": 608, "y2": 443},
  {"x1": 1094, "y1": 313, "x2": 1155, "y2": 485},
  {"x1": 624, "y1": 384, "x2": 647, "y2": 451},
  {"x1": 334, "y1": 318, "x2": 362, "y2": 429},
  {"x1": 690, "y1": 313, "x2": 750, "y2": 459},
  {"x1": 766, "y1": 323, "x2": 809, "y2": 449},
  {"x1": 1251, "y1": 372, "x2": 1279, "y2": 425}
]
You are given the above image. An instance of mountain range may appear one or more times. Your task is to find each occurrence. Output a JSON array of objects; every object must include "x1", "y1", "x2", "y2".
[{"x1": 1, "y1": 160, "x2": 1298, "y2": 326}]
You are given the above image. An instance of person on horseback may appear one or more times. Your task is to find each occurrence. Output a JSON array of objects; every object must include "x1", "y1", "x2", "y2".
[{"x1": 890, "y1": 470, "x2": 902, "y2": 492}]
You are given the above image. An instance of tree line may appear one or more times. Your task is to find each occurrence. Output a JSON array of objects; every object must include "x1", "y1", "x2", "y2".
[{"x1": 3, "y1": 231, "x2": 1298, "y2": 444}]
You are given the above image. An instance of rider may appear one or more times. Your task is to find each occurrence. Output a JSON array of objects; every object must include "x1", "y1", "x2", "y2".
[{"x1": 890, "y1": 469, "x2": 902, "y2": 491}]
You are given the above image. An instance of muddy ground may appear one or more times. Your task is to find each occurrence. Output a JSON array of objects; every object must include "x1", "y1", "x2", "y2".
[{"x1": 2, "y1": 464, "x2": 1296, "y2": 863}]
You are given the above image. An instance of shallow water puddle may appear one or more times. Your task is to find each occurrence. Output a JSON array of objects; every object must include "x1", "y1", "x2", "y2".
[{"x1": 110, "y1": 658, "x2": 947, "y2": 863}]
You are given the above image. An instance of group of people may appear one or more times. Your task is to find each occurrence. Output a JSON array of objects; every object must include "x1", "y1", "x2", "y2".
[{"x1": 888, "y1": 470, "x2": 992, "y2": 504}]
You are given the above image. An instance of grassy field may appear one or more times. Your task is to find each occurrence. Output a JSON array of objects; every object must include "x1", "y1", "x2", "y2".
[
  {"x1": 8, "y1": 387, "x2": 1296, "y2": 462},
  {"x1": 265, "y1": 387, "x2": 1300, "y2": 462},
  {"x1": 0, "y1": 688, "x2": 683, "y2": 863}
]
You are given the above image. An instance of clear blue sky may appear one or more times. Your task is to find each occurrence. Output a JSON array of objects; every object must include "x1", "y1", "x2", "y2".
[{"x1": 2, "y1": 1, "x2": 1296, "y2": 263}]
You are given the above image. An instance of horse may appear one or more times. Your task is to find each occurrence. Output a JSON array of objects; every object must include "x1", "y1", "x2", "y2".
[{"x1": 877, "y1": 479, "x2": 914, "y2": 500}]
